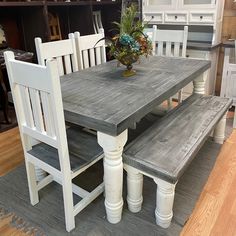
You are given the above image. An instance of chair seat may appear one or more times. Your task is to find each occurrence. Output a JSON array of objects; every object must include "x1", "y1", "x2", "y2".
[{"x1": 28, "y1": 126, "x2": 103, "y2": 173}]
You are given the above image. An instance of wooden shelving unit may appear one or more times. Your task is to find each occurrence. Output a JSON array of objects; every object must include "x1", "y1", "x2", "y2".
[{"x1": 0, "y1": 0, "x2": 121, "y2": 56}]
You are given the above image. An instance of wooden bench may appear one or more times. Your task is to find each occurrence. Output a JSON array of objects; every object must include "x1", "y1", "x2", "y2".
[{"x1": 123, "y1": 94, "x2": 232, "y2": 228}]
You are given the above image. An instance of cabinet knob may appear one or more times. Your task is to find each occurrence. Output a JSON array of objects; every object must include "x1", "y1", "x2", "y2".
[
  {"x1": 151, "y1": 15, "x2": 154, "y2": 19},
  {"x1": 175, "y1": 15, "x2": 178, "y2": 20},
  {"x1": 200, "y1": 16, "x2": 203, "y2": 20}
]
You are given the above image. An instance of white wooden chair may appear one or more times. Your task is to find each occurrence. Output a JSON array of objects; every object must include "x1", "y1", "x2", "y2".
[
  {"x1": 34, "y1": 34, "x2": 78, "y2": 76},
  {"x1": 74, "y1": 29, "x2": 106, "y2": 70},
  {"x1": 220, "y1": 41, "x2": 236, "y2": 128},
  {"x1": 92, "y1": 11, "x2": 103, "y2": 34},
  {"x1": 146, "y1": 25, "x2": 188, "y2": 107},
  {"x1": 4, "y1": 51, "x2": 104, "y2": 232}
]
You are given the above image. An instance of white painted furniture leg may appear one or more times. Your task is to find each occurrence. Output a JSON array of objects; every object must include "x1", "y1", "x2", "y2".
[
  {"x1": 178, "y1": 89, "x2": 183, "y2": 104},
  {"x1": 167, "y1": 98, "x2": 172, "y2": 110},
  {"x1": 62, "y1": 177, "x2": 75, "y2": 232},
  {"x1": 213, "y1": 113, "x2": 227, "y2": 144},
  {"x1": 97, "y1": 130, "x2": 128, "y2": 224},
  {"x1": 154, "y1": 178, "x2": 176, "y2": 228},
  {"x1": 193, "y1": 74, "x2": 206, "y2": 95},
  {"x1": 125, "y1": 165, "x2": 143, "y2": 213},
  {"x1": 25, "y1": 160, "x2": 39, "y2": 205}
]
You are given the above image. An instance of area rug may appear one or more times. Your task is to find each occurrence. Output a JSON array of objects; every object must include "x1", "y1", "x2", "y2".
[{"x1": 0, "y1": 138, "x2": 224, "y2": 236}]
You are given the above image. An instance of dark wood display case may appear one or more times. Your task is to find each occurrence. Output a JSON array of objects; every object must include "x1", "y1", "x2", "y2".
[{"x1": 0, "y1": 0, "x2": 121, "y2": 55}]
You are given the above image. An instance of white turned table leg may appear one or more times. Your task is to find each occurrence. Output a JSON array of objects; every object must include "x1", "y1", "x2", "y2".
[
  {"x1": 97, "y1": 130, "x2": 128, "y2": 224},
  {"x1": 214, "y1": 113, "x2": 227, "y2": 144},
  {"x1": 193, "y1": 74, "x2": 206, "y2": 95},
  {"x1": 154, "y1": 178, "x2": 176, "y2": 228},
  {"x1": 124, "y1": 165, "x2": 143, "y2": 213}
]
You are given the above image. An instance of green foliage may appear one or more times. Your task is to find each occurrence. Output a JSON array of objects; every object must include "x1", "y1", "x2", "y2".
[
  {"x1": 113, "y1": 4, "x2": 144, "y2": 35},
  {"x1": 108, "y1": 4, "x2": 152, "y2": 65}
]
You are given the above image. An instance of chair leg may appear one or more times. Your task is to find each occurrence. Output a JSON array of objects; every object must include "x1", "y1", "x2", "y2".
[
  {"x1": 178, "y1": 89, "x2": 183, "y2": 104},
  {"x1": 233, "y1": 107, "x2": 236, "y2": 128},
  {"x1": 125, "y1": 165, "x2": 143, "y2": 213},
  {"x1": 25, "y1": 161, "x2": 39, "y2": 205},
  {"x1": 213, "y1": 113, "x2": 227, "y2": 144},
  {"x1": 62, "y1": 178, "x2": 75, "y2": 232},
  {"x1": 154, "y1": 178, "x2": 176, "y2": 228},
  {"x1": 167, "y1": 98, "x2": 172, "y2": 110}
]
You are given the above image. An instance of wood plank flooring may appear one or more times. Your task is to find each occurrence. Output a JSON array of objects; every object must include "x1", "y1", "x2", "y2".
[
  {"x1": 0, "y1": 127, "x2": 23, "y2": 177},
  {"x1": 1, "y1": 123, "x2": 236, "y2": 235}
]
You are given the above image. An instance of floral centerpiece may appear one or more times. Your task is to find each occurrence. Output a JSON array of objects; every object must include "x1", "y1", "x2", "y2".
[{"x1": 108, "y1": 5, "x2": 153, "y2": 77}]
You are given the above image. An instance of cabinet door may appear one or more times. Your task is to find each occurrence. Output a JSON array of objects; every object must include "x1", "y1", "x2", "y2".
[
  {"x1": 180, "y1": 0, "x2": 215, "y2": 9},
  {"x1": 144, "y1": 0, "x2": 177, "y2": 10}
]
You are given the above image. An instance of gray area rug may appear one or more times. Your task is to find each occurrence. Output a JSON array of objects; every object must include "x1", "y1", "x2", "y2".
[{"x1": 0, "y1": 118, "x2": 233, "y2": 236}]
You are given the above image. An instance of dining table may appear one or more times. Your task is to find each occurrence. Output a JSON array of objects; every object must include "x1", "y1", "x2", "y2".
[{"x1": 60, "y1": 56, "x2": 210, "y2": 224}]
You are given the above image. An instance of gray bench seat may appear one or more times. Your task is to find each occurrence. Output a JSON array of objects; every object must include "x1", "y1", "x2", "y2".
[{"x1": 123, "y1": 94, "x2": 232, "y2": 228}]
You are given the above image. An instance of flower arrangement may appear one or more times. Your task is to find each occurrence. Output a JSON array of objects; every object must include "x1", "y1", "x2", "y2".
[{"x1": 108, "y1": 5, "x2": 153, "y2": 77}]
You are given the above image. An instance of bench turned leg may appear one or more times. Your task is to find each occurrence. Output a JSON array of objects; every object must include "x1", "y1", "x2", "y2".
[
  {"x1": 193, "y1": 75, "x2": 206, "y2": 95},
  {"x1": 125, "y1": 165, "x2": 143, "y2": 213},
  {"x1": 213, "y1": 113, "x2": 227, "y2": 144},
  {"x1": 154, "y1": 178, "x2": 176, "y2": 228}
]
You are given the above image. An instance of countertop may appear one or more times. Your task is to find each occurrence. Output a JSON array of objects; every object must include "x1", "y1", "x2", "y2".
[
  {"x1": 221, "y1": 41, "x2": 235, "y2": 48},
  {"x1": 187, "y1": 41, "x2": 221, "y2": 51}
]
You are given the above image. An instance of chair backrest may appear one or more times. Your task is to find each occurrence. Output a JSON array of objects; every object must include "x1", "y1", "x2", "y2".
[
  {"x1": 4, "y1": 51, "x2": 69, "y2": 159},
  {"x1": 74, "y1": 29, "x2": 106, "y2": 70},
  {"x1": 151, "y1": 25, "x2": 188, "y2": 58},
  {"x1": 48, "y1": 12, "x2": 62, "y2": 41},
  {"x1": 224, "y1": 63, "x2": 236, "y2": 105},
  {"x1": 92, "y1": 11, "x2": 103, "y2": 34},
  {"x1": 35, "y1": 35, "x2": 78, "y2": 76}
]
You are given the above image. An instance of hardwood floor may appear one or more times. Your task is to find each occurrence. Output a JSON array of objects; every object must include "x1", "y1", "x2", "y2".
[
  {"x1": 0, "y1": 127, "x2": 23, "y2": 177},
  {"x1": 1, "y1": 124, "x2": 236, "y2": 235}
]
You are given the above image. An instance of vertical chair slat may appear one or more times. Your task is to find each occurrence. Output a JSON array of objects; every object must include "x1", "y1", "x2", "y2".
[
  {"x1": 56, "y1": 57, "x2": 64, "y2": 76},
  {"x1": 174, "y1": 42, "x2": 180, "y2": 57},
  {"x1": 166, "y1": 42, "x2": 172, "y2": 57},
  {"x1": 96, "y1": 47, "x2": 101, "y2": 65},
  {"x1": 29, "y1": 88, "x2": 45, "y2": 132},
  {"x1": 157, "y1": 42, "x2": 163, "y2": 56},
  {"x1": 89, "y1": 49, "x2": 95, "y2": 67},
  {"x1": 19, "y1": 85, "x2": 34, "y2": 128},
  {"x1": 64, "y1": 55, "x2": 72, "y2": 74},
  {"x1": 41, "y1": 91, "x2": 55, "y2": 137},
  {"x1": 83, "y1": 50, "x2": 89, "y2": 69}
]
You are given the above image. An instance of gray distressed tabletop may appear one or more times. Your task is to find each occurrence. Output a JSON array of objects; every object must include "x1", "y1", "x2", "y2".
[{"x1": 61, "y1": 56, "x2": 210, "y2": 136}]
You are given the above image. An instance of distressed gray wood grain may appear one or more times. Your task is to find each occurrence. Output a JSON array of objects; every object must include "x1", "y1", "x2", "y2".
[
  {"x1": 61, "y1": 56, "x2": 210, "y2": 135},
  {"x1": 124, "y1": 94, "x2": 232, "y2": 183}
]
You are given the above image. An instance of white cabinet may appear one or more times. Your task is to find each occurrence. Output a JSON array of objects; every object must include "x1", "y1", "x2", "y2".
[
  {"x1": 144, "y1": 0, "x2": 177, "y2": 10},
  {"x1": 189, "y1": 11, "x2": 215, "y2": 24},
  {"x1": 143, "y1": 12, "x2": 164, "y2": 23},
  {"x1": 181, "y1": 0, "x2": 215, "y2": 9},
  {"x1": 165, "y1": 12, "x2": 188, "y2": 23},
  {"x1": 143, "y1": 0, "x2": 224, "y2": 33}
]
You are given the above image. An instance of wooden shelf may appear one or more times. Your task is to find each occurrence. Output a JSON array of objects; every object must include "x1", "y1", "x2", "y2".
[
  {"x1": 0, "y1": 1, "x2": 44, "y2": 7},
  {"x1": 46, "y1": 1, "x2": 89, "y2": 6},
  {"x1": 0, "y1": 0, "x2": 121, "y2": 59}
]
